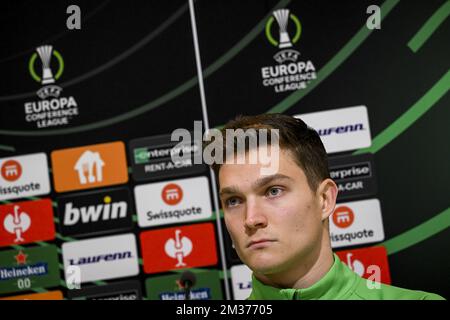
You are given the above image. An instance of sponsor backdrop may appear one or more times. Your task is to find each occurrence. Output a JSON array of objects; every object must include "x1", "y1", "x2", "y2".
[{"x1": 0, "y1": 0, "x2": 449, "y2": 300}]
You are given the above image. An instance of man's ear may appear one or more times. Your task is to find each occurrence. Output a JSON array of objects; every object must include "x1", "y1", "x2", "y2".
[{"x1": 316, "y1": 178, "x2": 338, "y2": 222}]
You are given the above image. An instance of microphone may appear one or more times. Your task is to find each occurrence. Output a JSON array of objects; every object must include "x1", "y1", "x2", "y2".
[{"x1": 179, "y1": 271, "x2": 196, "y2": 300}]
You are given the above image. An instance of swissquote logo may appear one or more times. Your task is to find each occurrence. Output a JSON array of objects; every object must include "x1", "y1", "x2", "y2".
[
  {"x1": 57, "y1": 187, "x2": 133, "y2": 237},
  {"x1": 162, "y1": 183, "x2": 183, "y2": 205},
  {"x1": 332, "y1": 206, "x2": 354, "y2": 228},
  {"x1": 25, "y1": 45, "x2": 79, "y2": 128},
  {"x1": 329, "y1": 198, "x2": 384, "y2": 248},
  {"x1": 261, "y1": 9, "x2": 317, "y2": 93},
  {"x1": 62, "y1": 233, "x2": 139, "y2": 283},
  {"x1": 0, "y1": 153, "x2": 51, "y2": 201},
  {"x1": 51, "y1": 141, "x2": 128, "y2": 193},
  {"x1": 135, "y1": 176, "x2": 212, "y2": 227},
  {"x1": 0, "y1": 199, "x2": 55, "y2": 247},
  {"x1": 1, "y1": 159, "x2": 22, "y2": 182},
  {"x1": 140, "y1": 223, "x2": 217, "y2": 274}
]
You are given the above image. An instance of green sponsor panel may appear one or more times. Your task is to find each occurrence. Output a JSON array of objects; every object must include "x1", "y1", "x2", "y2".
[
  {"x1": 0, "y1": 245, "x2": 60, "y2": 295},
  {"x1": 146, "y1": 270, "x2": 223, "y2": 300}
]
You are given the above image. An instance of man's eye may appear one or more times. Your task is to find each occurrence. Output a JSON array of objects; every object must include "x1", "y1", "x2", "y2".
[
  {"x1": 225, "y1": 197, "x2": 241, "y2": 208},
  {"x1": 266, "y1": 187, "x2": 283, "y2": 197}
]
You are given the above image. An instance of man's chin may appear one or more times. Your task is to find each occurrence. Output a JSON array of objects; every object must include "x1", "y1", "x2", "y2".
[{"x1": 245, "y1": 253, "x2": 283, "y2": 275}]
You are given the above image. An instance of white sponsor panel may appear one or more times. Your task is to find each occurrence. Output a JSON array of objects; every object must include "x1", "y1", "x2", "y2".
[
  {"x1": 329, "y1": 198, "x2": 384, "y2": 248},
  {"x1": 0, "y1": 153, "x2": 51, "y2": 201},
  {"x1": 231, "y1": 264, "x2": 253, "y2": 300},
  {"x1": 62, "y1": 233, "x2": 139, "y2": 283},
  {"x1": 135, "y1": 176, "x2": 212, "y2": 227},
  {"x1": 294, "y1": 106, "x2": 372, "y2": 154}
]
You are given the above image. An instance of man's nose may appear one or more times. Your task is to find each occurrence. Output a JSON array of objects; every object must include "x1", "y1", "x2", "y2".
[{"x1": 244, "y1": 198, "x2": 268, "y2": 230}]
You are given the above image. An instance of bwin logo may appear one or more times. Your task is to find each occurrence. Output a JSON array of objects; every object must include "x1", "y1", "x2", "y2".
[
  {"x1": 316, "y1": 123, "x2": 365, "y2": 136},
  {"x1": 64, "y1": 196, "x2": 127, "y2": 226}
]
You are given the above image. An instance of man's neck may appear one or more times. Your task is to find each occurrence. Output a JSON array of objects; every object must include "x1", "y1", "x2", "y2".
[{"x1": 254, "y1": 237, "x2": 334, "y2": 290}]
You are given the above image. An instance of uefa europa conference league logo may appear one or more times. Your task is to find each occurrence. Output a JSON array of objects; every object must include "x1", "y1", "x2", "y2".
[
  {"x1": 25, "y1": 45, "x2": 79, "y2": 128},
  {"x1": 261, "y1": 9, "x2": 317, "y2": 93}
]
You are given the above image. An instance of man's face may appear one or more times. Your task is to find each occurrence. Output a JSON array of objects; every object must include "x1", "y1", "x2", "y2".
[{"x1": 219, "y1": 148, "x2": 326, "y2": 276}]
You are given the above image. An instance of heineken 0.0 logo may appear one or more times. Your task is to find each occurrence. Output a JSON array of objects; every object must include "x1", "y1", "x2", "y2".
[
  {"x1": 265, "y1": 9, "x2": 301, "y2": 48},
  {"x1": 29, "y1": 45, "x2": 64, "y2": 85},
  {"x1": 0, "y1": 246, "x2": 60, "y2": 295}
]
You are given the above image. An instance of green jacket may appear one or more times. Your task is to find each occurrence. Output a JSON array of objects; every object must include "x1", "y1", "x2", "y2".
[{"x1": 248, "y1": 254, "x2": 445, "y2": 300}]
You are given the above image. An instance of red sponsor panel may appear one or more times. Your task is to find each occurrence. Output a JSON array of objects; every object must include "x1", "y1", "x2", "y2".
[
  {"x1": 0, "y1": 199, "x2": 55, "y2": 247},
  {"x1": 140, "y1": 223, "x2": 218, "y2": 274},
  {"x1": 336, "y1": 246, "x2": 391, "y2": 285}
]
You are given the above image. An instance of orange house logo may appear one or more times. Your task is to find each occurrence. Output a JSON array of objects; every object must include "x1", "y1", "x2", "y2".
[{"x1": 51, "y1": 141, "x2": 128, "y2": 193}]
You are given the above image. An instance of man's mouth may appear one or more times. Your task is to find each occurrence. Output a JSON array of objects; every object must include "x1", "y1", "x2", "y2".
[{"x1": 246, "y1": 239, "x2": 277, "y2": 249}]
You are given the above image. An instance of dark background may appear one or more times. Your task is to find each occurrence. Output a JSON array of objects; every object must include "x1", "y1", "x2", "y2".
[{"x1": 0, "y1": 0, "x2": 449, "y2": 299}]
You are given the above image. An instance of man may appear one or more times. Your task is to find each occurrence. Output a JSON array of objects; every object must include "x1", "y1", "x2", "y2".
[{"x1": 206, "y1": 113, "x2": 444, "y2": 300}]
